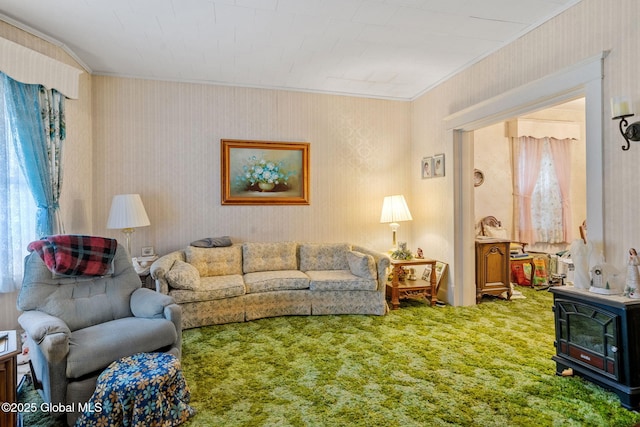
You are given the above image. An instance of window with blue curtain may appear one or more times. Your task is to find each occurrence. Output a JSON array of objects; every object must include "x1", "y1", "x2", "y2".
[{"x1": 0, "y1": 75, "x2": 36, "y2": 293}]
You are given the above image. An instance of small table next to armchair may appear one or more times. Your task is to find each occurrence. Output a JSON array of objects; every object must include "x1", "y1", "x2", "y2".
[
  {"x1": 0, "y1": 330, "x2": 20, "y2": 427},
  {"x1": 386, "y1": 258, "x2": 438, "y2": 309}
]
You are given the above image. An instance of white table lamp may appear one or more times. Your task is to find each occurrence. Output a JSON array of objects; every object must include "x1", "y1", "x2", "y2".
[
  {"x1": 106, "y1": 194, "x2": 150, "y2": 256},
  {"x1": 380, "y1": 194, "x2": 413, "y2": 249}
]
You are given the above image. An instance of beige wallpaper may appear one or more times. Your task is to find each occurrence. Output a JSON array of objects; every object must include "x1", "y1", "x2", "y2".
[
  {"x1": 3, "y1": 0, "x2": 640, "y2": 328},
  {"x1": 91, "y1": 77, "x2": 411, "y2": 257}
]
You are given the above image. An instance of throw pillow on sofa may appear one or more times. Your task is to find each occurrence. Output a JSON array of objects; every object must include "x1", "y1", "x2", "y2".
[
  {"x1": 165, "y1": 260, "x2": 201, "y2": 290},
  {"x1": 299, "y1": 243, "x2": 351, "y2": 271},
  {"x1": 186, "y1": 245, "x2": 242, "y2": 277},
  {"x1": 190, "y1": 236, "x2": 232, "y2": 248},
  {"x1": 347, "y1": 251, "x2": 376, "y2": 280}
]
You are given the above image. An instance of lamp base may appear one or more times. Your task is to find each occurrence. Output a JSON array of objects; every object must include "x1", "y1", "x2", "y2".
[
  {"x1": 389, "y1": 223, "x2": 399, "y2": 251},
  {"x1": 121, "y1": 228, "x2": 135, "y2": 257}
]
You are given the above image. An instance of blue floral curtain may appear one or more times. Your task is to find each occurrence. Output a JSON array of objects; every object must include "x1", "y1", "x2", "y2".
[
  {"x1": 0, "y1": 75, "x2": 35, "y2": 292},
  {"x1": 3, "y1": 73, "x2": 66, "y2": 237}
]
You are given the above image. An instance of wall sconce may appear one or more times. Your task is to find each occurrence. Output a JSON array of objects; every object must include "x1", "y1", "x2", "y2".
[{"x1": 611, "y1": 96, "x2": 640, "y2": 151}]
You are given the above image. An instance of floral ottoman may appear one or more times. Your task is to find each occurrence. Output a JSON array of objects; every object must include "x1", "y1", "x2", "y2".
[{"x1": 75, "y1": 352, "x2": 194, "y2": 426}]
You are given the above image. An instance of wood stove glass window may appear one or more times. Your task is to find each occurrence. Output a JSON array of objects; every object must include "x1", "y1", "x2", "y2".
[{"x1": 556, "y1": 300, "x2": 618, "y2": 379}]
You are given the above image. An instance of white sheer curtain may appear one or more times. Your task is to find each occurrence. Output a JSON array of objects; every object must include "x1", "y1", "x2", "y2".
[
  {"x1": 531, "y1": 140, "x2": 563, "y2": 243},
  {"x1": 549, "y1": 137, "x2": 573, "y2": 242},
  {"x1": 0, "y1": 76, "x2": 36, "y2": 293},
  {"x1": 514, "y1": 136, "x2": 573, "y2": 245}
]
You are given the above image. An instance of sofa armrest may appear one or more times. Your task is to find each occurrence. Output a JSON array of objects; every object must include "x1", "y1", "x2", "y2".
[
  {"x1": 18, "y1": 311, "x2": 70, "y2": 363},
  {"x1": 150, "y1": 250, "x2": 186, "y2": 293},
  {"x1": 352, "y1": 245, "x2": 391, "y2": 291}
]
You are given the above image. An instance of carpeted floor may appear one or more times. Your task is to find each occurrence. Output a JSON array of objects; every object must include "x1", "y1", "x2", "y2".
[{"x1": 19, "y1": 287, "x2": 640, "y2": 426}]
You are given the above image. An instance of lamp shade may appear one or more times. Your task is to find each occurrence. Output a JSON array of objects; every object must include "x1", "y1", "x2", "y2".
[
  {"x1": 106, "y1": 194, "x2": 150, "y2": 230},
  {"x1": 380, "y1": 195, "x2": 413, "y2": 223}
]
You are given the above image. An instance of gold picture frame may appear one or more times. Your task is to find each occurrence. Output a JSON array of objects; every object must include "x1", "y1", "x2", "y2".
[{"x1": 221, "y1": 139, "x2": 310, "y2": 205}]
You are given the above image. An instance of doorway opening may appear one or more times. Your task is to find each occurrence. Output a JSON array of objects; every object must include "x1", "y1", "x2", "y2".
[
  {"x1": 445, "y1": 53, "x2": 605, "y2": 306},
  {"x1": 473, "y1": 98, "x2": 586, "y2": 254}
]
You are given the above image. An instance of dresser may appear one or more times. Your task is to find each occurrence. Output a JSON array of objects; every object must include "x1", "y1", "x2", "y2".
[
  {"x1": 475, "y1": 239, "x2": 511, "y2": 303},
  {"x1": 0, "y1": 330, "x2": 20, "y2": 427}
]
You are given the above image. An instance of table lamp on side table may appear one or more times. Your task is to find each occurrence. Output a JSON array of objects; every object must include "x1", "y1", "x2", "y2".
[
  {"x1": 380, "y1": 194, "x2": 413, "y2": 250},
  {"x1": 107, "y1": 194, "x2": 151, "y2": 257}
]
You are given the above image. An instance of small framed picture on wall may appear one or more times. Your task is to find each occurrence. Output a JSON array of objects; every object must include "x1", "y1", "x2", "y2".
[
  {"x1": 421, "y1": 157, "x2": 433, "y2": 179},
  {"x1": 433, "y1": 153, "x2": 445, "y2": 177}
]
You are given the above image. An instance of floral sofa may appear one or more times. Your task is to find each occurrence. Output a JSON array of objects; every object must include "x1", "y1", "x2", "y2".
[{"x1": 150, "y1": 242, "x2": 390, "y2": 329}]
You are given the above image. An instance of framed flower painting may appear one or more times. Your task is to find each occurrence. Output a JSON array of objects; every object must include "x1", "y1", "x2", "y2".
[{"x1": 221, "y1": 139, "x2": 310, "y2": 205}]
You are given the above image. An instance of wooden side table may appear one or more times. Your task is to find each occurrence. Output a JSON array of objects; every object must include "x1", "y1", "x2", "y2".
[
  {"x1": 134, "y1": 255, "x2": 159, "y2": 290},
  {"x1": 0, "y1": 330, "x2": 20, "y2": 427},
  {"x1": 386, "y1": 258, "x2": 438, "y2": 309}
]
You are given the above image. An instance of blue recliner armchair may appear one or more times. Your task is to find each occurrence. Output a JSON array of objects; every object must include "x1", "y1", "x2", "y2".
[{"x1": 17, "y1": 241, "x2": 182, "y2": 425}]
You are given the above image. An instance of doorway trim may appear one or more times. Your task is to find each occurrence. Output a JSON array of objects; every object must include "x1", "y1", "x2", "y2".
[{"x1": 444, "y1": 52, "x2": 606, "y2": 306}]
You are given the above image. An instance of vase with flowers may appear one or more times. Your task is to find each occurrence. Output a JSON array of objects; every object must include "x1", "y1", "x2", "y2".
[
  {"x1": 235, "y1": 155, "x2": 296, "y2": 192},
  {"x1": 391, "y1": 242, "x2": 413, "y2": 260}
]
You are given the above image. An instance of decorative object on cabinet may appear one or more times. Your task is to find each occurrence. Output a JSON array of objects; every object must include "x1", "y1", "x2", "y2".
[
  {"x1": 421, "y1": 157, "x2": 433, "y2": 179},
  {"x1": 380, "y1": 195, "x2": 413, "y2": 250},
  {"x1": 107, "y1": 193, "x2": 151, "y2": 257},
  {"x1": 221, "y1": 139, "x2": 310, "y2": 205},
  {"x1": 433, "y1": 153, "x2": 445, "y2": 177},
  {"x1": 478, "y1": 215, "x2": 528, "y2": 254}
]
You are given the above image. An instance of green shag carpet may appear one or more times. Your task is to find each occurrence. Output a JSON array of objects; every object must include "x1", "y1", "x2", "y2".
[
  {"x1": 19, "y1": 288, "x2": 640, "y2": 426},
  {"x1": 180, "y1": 288, "x2": 640, "y2": 427}
]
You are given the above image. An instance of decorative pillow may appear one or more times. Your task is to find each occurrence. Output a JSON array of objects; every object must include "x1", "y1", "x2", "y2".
[
  {"x1": 165, "y1": 260, "x2": 201, "y2": 290},
  {"x1": 190, "y1": 236, "x2": 232, "y2": 248},
  {"x1": 186, "y1": 245, "x2": 243, "y2": 277},
  {"x1": 484, "y1": 225, "x2": 509, "y2": 239},
  {"x1": 346, "y1": 251, "x2": 376, "y2": 280}
]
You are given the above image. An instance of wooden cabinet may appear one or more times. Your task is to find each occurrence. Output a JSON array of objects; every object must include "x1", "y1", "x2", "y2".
[
  {"x1": 0, "y1": 330, "x2": 20, "y2": 427},
  {"x1": 475, "y1": 239, "x2": 511, "y2": 303}
]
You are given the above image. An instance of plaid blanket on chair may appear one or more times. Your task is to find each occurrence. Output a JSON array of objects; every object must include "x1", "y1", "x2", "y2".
[{"x1": 27, "y1": 235, "x2": 118, "y2": 276}]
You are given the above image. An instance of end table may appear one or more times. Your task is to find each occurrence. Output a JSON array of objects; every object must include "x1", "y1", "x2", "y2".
[
  {"x1": 0, "y1": 330, "x2": 20, "y2": 427},
  {"x1": 386, "y1": 258, "x2": 438, "y2": 309}
]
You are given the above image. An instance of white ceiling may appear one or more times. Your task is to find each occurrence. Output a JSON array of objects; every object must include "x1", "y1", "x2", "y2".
[{"x1": 0, "y1": 0, "x2": 581, "y2": 100}]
